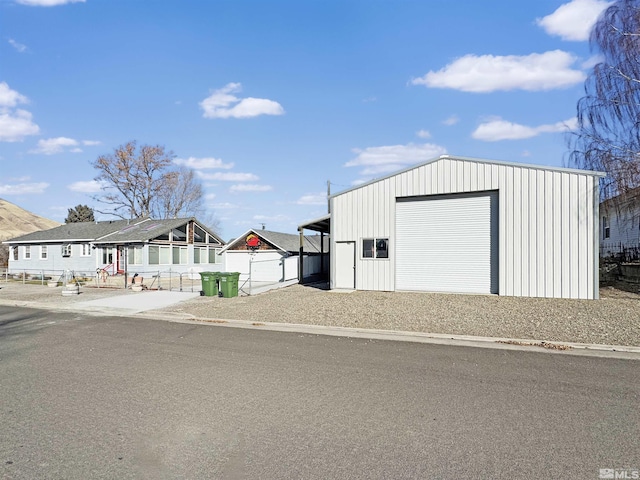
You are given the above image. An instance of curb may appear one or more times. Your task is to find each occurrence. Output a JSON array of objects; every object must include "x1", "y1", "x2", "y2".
[
  {"x1": 134, "y1": 312, "x2": 640, "y2": 360},
  {"x1": 2, "y1": 298, "x2": 639, "y2": 360}
]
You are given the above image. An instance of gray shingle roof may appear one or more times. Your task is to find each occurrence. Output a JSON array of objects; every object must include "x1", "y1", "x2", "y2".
[
  {"x1": 4, "y1": 217, "x2": 225, "y2": 245},
  {"x1": 223, "y1": 229, "x2": 329, "y2": 253},
  {"x1": 4, "y1": 219, "x2": 132, "y2": 243},
  {"x1": 98, "y1": 218, "x2": 202, "y2": 244}
]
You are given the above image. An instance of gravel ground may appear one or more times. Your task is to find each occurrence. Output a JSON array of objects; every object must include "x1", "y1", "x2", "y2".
[
  {"x1": 0, "y1": 282, "x2": 135, "y2": 304},
  {"x1": 1, "y1": 281, "x2": 639, "y2": 347},
  {"x1": 155, "y1": 283, "x2": 640, "y2": 347}
]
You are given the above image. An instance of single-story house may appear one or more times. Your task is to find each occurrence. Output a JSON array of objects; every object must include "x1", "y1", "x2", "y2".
[
  {"x1": 3, "y1": 217, "x2": 226, "y2": 278},
  {"x1": 299, "y1": 155, "x2": 605, "y2": 299},
  {"x1": 220, "y1": 228, "x2": 328, "y2": 284}
]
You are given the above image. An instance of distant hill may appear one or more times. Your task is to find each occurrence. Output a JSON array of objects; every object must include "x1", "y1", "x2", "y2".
[{"x1": 0, "y1": 198, "x2": 60, "y2": 241}]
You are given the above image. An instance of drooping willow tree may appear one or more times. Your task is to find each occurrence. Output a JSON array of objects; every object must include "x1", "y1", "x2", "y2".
[{"x1": 569, "y1": 0, "x2": 640, "y2": 202}]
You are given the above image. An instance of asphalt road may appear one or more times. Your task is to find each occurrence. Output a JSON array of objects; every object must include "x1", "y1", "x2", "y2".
[{"x1": 1, "y1": 306, "x2": 638, "y2": 480}]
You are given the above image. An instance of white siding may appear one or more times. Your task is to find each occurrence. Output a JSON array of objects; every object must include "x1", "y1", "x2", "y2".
[
  {"x1": 600, "y1": 202, "x2": 640, "y2": 249},
  {"x1": 224, "y1": 251, "x2": 284, "y2": 279},
  {"x1": 330, "y1": 156, "x2": 601, "y2": 299}
]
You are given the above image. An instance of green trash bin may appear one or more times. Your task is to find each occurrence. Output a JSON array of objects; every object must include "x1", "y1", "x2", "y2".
[
  {"x1": 218, "y1": 272, "x2": 240, "y2": 298},
  {"x1": 199, "y1": 272, "x2": 219, "y2": 297}
]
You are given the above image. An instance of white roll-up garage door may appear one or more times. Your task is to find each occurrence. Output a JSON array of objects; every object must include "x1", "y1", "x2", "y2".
[{"x1": 395, "y1": 192, "x2": 498, "y2": 294}]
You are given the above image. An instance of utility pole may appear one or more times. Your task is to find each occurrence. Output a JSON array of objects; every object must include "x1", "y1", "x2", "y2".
[{"x1": 327, "y1": 180, "x2": 331, "y2": 214}]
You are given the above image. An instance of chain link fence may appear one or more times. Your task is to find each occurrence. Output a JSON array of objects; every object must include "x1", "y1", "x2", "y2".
[{"x1": 0, "y1": 267, "x2": 205, "y2": 293}]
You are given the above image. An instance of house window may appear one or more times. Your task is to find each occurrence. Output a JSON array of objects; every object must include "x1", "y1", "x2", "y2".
[
  {"x1": 362, "y1": 238, "x2": 389, "y2": 259},
  {"x1": 24, "y1": 246, "x2": 31, "y2": 260},
  {"x1": 127, "y1": 246, "x2": 143, "y2": 265},
  {"x1": 603, "y1": 216, "x2": 610, "y2": 240},
  {"x1": 40, "y1": 245, "x2": 48, "y2": 260},
  {"x1": 194, "y1": 247, "x2": 222, "y2": 264},
  {"x1": 172, "y1": 246, "x2": 187, "y2": 264},
  {"x1": 102, "y1": 247, "x2": 114, "y2": 265},
  {"x1": 80, "y1": 244, "x2": 91, "y2": 257},
  {"x1": 193, "y1": 225, "x2": 206, "y2": 243},
  {"x1": 13, "y1": 247, "x2": 18, "y2": 261},
  {"x1": 149, "y1": 245, "x2": 172, "y2": 265},
  {"x1": 172, "y1": 225, "x2": 187, "y2": 242},
  {"x1": 61, "y1": 244, "x2": 72, "y2": 257}
]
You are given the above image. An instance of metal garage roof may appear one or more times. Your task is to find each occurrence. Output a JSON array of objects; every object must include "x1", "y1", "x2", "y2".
[{"x1": 298, "y1": 214, "x2": 330, "y2": 234}]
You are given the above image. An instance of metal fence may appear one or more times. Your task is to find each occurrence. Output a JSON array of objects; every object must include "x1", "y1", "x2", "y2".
[
  {"x1": 600, "y1": 243, "x2": 640, "y2": 263},
  {"x1": 0, "y1": 268, "x2": 204, "y2": 293}
]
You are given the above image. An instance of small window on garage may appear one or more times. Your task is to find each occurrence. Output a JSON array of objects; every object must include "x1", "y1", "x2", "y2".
[
  {"x1": 603, "y1": 216, "x2": 610, "y2": 239},
  {"x1": 13, "y1": 247, "x2": 18, "y2": 261},
  {"x1": 362, "y1": 238, "x2": 389, "y2": 259}
]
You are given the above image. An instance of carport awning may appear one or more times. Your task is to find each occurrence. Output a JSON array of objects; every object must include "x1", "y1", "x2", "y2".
[{"x1": 298, "y1": 214, "x2": 330, "y2": 234}]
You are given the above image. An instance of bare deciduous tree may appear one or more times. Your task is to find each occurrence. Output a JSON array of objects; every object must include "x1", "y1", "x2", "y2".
[
  {"x1": 155, "y1": 167, "x2": 205, "y2": 220},
  {"x1": 92, "y1": 141, "x2": 207, "y2": 219},
  {"x1": 569, "y1": 0, "x2": 640, "y2": 201}
]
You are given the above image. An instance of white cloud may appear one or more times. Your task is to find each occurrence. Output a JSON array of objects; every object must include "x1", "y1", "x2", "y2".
[
  {"x1": 582, "y1": 54, "x2": 604, "y2": 69},
  {"x1": 29, "y1": 136, "x2": 79, "y2": 154},
  {"x1": 229, "y1": 184, "x2": 273, "y2": 193},
  {"x1": 0, "y1": 109, "x2": 40, "y2": 142},
  {"x1": 345, "y1": 142, "x2": 447, "y2": 175},
  {"x1": 416, "y1": 129, "x2": 431, "y2": 139},
  {"x1": 536, "y1": 0, "x2": 612, "y2": 41},
  {"x1": 8, "y1": 39, "x2": 28, "y2": 53},
  {"x1": 205, "y1": 193, "x2": 216, "y2": 200},
  {"x1": 200, "y1": 83, "x2": 284, "y2": 119},
  {"x1": 0, "y1": 82, "x2": 28, "y2": 108},
  {"x1": 16, "y1": 0, "x2": 85, "y2": 6},
  {"x1": 442, "y1": 115, "x2": 460, "y2": 126},
  {"x1": 253, "y1": 214, "x2": 290, "y2": 222},
  {"x1": 296, "y1": 192, "x2": 327, "y2": 205},
  {"x1": 174, "y1": 156, "x2": 234, "y2": 170},
  {"x1": 209, "y1": 202, "x2": 240, "y2": 210},
  {"x1": 82, "y1": 140, "x2": 101, "y2": 146},
  {"x1": 67, "y1": 180, "x2": 106, "y2": 193},
  {"x1": 472, "y1": 117, "x2": 577, "y2": 141},
  {"x1": 0, "y1": 182, "x2": 49, "y2": 195},
  {"x1": 411, "y1": 50, "x2": 585, "y2": 92},
  {"x1": 197, "y1": 171, "x2": 259, "y2": 182}
]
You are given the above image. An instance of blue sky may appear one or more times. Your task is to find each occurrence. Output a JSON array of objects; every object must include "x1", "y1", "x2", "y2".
[{"x1": 0, "y1": 0, "x2": 610, "y2": 240}]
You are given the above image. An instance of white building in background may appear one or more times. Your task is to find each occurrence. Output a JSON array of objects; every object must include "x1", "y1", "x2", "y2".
[
  {"x1": 599, "y1": 188, "x2": 640, "y2": 254},
  {"x1": 304, "y1": 155, "x2": 604, "y2": 300},
  {"x1": 220, "y1": 229, "x2": 328, "y2": 284}
]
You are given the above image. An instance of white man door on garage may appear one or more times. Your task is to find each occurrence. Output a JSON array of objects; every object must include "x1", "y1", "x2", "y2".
[{"x1": 395, "y1": 191, "x2": 498, "y2": 294}]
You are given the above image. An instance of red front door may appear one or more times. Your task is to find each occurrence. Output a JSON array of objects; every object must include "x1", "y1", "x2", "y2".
[{"x1": 117, "y1": 246, "x2": 124, "y2": 274}]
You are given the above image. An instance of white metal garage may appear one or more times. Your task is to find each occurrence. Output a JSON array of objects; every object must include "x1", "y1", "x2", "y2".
[
  {"x1": 326, "y1": 155, "x2": 605, "y2": 299},
  {"x1": 395, "y1": 192, "x2": 498, "y2": 294}
]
